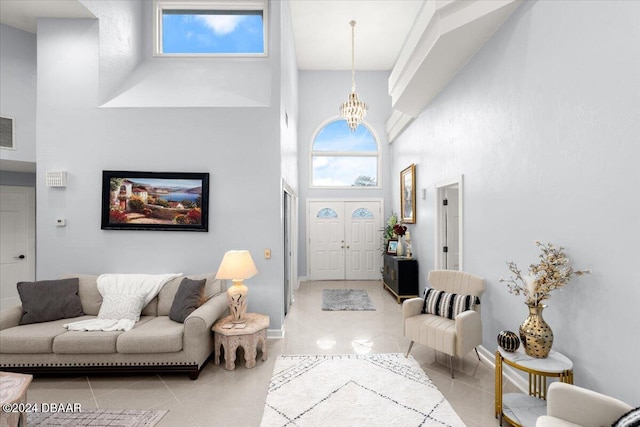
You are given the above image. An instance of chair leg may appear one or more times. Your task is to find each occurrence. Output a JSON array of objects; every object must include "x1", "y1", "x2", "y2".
[
  {"x1": 474, "y1": 347, "x2": 481, "y2": 361},
  {"x1": 405, "y1": 341, "x2": 414, "y2": 358},
  {"x1": 449, "y1": 355, "x2": 454, "y2": 378}
]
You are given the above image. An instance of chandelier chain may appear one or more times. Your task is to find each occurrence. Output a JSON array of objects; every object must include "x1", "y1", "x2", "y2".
[
  {"x1": 339, "y1": 19, "x2": 368, "y2": 132},
  {"x1": 350, "y1": 20, "x2": 356, "y2": 92}
]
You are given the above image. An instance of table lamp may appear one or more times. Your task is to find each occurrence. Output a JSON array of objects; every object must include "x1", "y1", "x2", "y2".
[{"x1": 215, "y1": 250, "x2": 258, "y2": 323}]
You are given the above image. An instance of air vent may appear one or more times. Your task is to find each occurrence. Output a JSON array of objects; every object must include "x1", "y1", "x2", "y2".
[{"x1": 0, "y1": 117, "x2": 15, "y2": 149}]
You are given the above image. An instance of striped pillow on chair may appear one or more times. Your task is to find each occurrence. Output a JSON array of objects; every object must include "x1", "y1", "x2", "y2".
[{"x1": 422, "y1": 288, "x2": 475, "y2": 319}]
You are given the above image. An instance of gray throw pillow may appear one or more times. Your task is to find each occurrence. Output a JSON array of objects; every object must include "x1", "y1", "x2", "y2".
[
  {"x1": 169, "y1": 278, "x2": 206, "y2": 323},
  {"x1": 17, "y1": 278, "x2": 84, "y2": 325}
]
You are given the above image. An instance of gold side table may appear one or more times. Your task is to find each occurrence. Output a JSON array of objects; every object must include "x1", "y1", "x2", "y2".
[
  {"x1": 212, "y1": 313, "x2": 269, "y2": 371},
  {"x1": 495, "y1": 347, "x2": 573, "y2": 427}
]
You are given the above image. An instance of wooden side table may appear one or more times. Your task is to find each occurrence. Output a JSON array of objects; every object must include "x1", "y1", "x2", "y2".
[
  {"x1": 0, "y1": 371, "x2": 33, "y2": 427},
  {"x1": 212, "y1": 313, "x2": 269, "y2": 371},
  {"x1": 495, "y1": 348, "x2": 573, "y2": 427}
]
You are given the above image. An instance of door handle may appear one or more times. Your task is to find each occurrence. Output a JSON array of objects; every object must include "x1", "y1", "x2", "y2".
[{"x1": 14, "y1": 255, "x2": 26, "y2": 260}]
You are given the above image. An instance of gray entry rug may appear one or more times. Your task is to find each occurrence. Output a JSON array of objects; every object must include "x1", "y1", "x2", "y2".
[
  {"x1": 28, "y1": 408, "x2": 168, "y2": 426},
  {"x1": 260, "y1": 353, "x2": 466, "y2": 427},
  {"x1": 321, "y1": 289, "x2": 375, "y2": 311}
]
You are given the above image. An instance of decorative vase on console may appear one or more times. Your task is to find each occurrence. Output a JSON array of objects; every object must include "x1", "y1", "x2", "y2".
[
  {"x1": 393, "y1": 223, "x2": 407, "y2": 257},
  {"x1": 500, "y1": 241, "x2": 590, "y2": 359},
  {"x1": 396, "y1": 236, "x2": 406, "y2": 257}
]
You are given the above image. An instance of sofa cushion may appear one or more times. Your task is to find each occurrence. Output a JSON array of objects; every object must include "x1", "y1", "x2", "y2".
[
  {"x1": 116, "y1": 317, "x2": 183, "y2": 354},
  {"x1": 169, "y1": 278, "x2": 206, "y2": 323},
  {"x1": 17, "y1": 278, "x2": 84, "y2": 325},
  {"x1": 61, "y1": 274, "x2": 102, "y2": 315},
  {"x1": 53, "y1": 330, "x2": 122, "y2": 354},
  {"x1": 52, "y1": 316, "x2": 154, "y2": 354},
  {"x1": 422, "y1": 288, "x2": 474, "y2": 319},
  {"x1": 158, "y1": 273, "x2": 222, "y2": 316},
  {"x1": 0, "y1": 315, "x2": 92, "y2": 353}
]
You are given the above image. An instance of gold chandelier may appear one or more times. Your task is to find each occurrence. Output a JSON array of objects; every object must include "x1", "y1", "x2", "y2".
[{"x1": 340, "y1": 20, "x2": 368, "y2": 132}]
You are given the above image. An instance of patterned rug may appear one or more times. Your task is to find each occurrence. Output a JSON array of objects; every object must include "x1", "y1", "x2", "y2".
[
  {"x1": 28, "y1": 408, "x2": 168, "y2": 426},
  {"x1": 321, "y1": 289, "x2": 375, "y2": 311},
  {"x1": 260, "y1": 353, "x2": 466, "y2": 427}
]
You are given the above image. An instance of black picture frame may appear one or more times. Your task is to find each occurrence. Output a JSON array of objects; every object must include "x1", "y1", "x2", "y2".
[
  {"x1": 101, "y1": 170, "x2": 209, "y2": 232},
  {"x1": 386, "y1": 239, "x2": 398, "y2": 255}
]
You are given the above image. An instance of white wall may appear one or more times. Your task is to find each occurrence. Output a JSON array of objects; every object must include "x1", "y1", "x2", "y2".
[
  {"x1": 35, "y1": 0, "x2": 293, "y2": 332},
  {"x1": 0, "y1": 24, "x2": 36, "y2": 164},
  {"x1": 297, "y1": 71, "x2": 392, "y2": 276},
  {"x1": 391, "y1": 1, "x2": 640, "y2": 404}
]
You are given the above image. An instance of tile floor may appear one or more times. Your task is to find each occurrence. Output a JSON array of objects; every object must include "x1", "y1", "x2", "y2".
[{"x1": 27, "y1": 281, "x2": 515, "y2": 426}]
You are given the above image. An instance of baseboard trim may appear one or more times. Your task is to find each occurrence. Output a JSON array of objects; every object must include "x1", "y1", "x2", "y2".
[
  {"x1": 267, "y1": 328, "x2": 284, "y2": 339},
  {"x1": 477, "y1": 345, "x2": 528, "y2": 394}
]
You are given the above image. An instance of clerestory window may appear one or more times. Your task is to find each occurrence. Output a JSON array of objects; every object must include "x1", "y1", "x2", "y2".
[
  {"x1": 311, "y1": 119, "x2": 380, "y2": 188},
  {"x1": 154, "y1": 0, "x2": 268, "y2": 56}
]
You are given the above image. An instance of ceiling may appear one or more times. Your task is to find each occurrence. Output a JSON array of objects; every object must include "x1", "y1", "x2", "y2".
[{"x1": 0, "y1": 0, "x2": 424, "y2": 71}]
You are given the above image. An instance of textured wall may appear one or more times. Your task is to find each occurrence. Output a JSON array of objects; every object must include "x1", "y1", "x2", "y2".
[
  {"x1": 0, "y1": 24, "x2": 36, "y2": 163},
  {"x1": 391, "y1": 1, "x2": 640, "y2": 403},
  {"x1": 35, "y1": 0, "x2": 293, "y2": 332}
]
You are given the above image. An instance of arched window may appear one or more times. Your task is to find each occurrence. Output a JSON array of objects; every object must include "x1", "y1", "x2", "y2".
[{"x1": 311, "y1": 119, "x2": 379, "y2": 188}]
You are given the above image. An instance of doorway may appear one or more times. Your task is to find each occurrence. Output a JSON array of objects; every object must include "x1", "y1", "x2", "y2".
[
  {"x1": 307, "y1": 199, "x2": 383, "y2": 280},
  {"x1": 0, "y1": 186, "x2": 36, "y2": 310},
  {"x1": 283, "y1": 187, "x2": 295, "y2": 316},
  {"x1": 435, "y1": 176, "x2": 463, "y2": 270}
]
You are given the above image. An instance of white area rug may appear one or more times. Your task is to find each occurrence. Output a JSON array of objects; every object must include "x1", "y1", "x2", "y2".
[
  {"x1": 261, "y1": 353, "x2": 466, "y2": 427},
  {"x1": 321, "y1": 289, "x2": 375, "y2": 311},
  {"x1": 28, "y1": 408, "x2": 168, "y2": 426}
]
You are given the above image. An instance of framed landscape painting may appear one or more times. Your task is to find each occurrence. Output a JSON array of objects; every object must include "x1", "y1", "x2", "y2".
[
  {"x1": 400, "y1": 164, "x2": 416, "y2": 224},
  {"x1": 101, "y1": 171, "x2": 209, "y2": 231}
]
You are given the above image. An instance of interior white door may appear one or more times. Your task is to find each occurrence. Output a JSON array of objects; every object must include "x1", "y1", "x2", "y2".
[
  {"x1": 308, "y1": 201, "x2": 345, "y2": 280},
  {"x1": 345, "y1": 201, "x2": 381, "y2": 280},
  {"x1": 0, "y1": 186, "x2": 35, "y2": 310},
  {"x1": 445, "y1": 188, "x2": 460, "y2": 270}
]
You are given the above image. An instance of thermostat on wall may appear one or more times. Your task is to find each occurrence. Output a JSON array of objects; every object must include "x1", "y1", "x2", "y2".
[{"x1": 46, "y1": 171, "x2": 67, "y2": 187}]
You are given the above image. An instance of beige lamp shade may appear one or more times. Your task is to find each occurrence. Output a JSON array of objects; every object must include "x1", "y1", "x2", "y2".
[{"x1": 215, "y1": 250, "x2": 258, "y2": 280}]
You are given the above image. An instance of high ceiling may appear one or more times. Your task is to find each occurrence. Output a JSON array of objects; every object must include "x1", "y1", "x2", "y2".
[{"x1": 0, "y1": 0, "x2": 424, "y2": 71}]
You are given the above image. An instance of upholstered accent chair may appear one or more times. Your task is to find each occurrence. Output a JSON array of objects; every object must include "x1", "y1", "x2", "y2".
[
  {"x1": 403, "y1": 270, "x2": 485, "y2": 378},
  {"x1": 536, "y1": 382, "x2": 633, "y2": 427}
]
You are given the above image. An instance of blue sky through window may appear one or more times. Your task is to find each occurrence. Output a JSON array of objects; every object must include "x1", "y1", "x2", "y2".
[
  {"x1": 162, "y1": 11, "x2": 264, "y2": 54},
  {"x1": 312, "y1": 120, "x2": 379, "y2": 187},
  {"x1": 313, "y1": 120, "x2": 377, "y2": 152}
]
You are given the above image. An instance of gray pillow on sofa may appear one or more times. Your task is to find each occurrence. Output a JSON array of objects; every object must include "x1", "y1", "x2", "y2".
[
  {"x1": 169, "y1": 278, "x2": 206, "y2": 323},
  {"x1": 17, "y1": 278, "x2": 84, "y2": 325}
]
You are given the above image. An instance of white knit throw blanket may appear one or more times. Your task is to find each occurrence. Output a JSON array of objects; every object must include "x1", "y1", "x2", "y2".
[{"x1": 64, "y1": 273, "x2": 181, "y2": 332}]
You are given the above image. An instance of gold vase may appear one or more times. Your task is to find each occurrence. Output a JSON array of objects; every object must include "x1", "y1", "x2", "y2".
[{"x1": 519, "y1": 303, "x2": 553, "y2": 358}]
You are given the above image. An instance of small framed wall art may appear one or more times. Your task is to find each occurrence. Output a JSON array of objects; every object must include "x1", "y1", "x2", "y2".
[
  {"x1": 400, "y1": 164, "x2": 416, "y2": 224},
  {"x1": 101, "y1": 170, "x2": 209, "y2": 232}
]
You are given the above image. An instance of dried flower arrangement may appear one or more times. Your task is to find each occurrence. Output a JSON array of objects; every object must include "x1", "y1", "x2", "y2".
[{"x1": 500, "y1": 241, "x2": 590, "y2": 306}]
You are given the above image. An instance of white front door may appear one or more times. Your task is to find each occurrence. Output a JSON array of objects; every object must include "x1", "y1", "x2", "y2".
[
  {"x1": 308, "y1": 201, "x2": 345, "y2": 280},
  {"x1": 345, "y1": 201, "x2": 381, "y2": 280},
  {"x1": 308, "y1": 200, "x2": 382, "y2": 280},
  {"x1": 0, "y1": 186, "x2": 36, "y2": 310}
]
